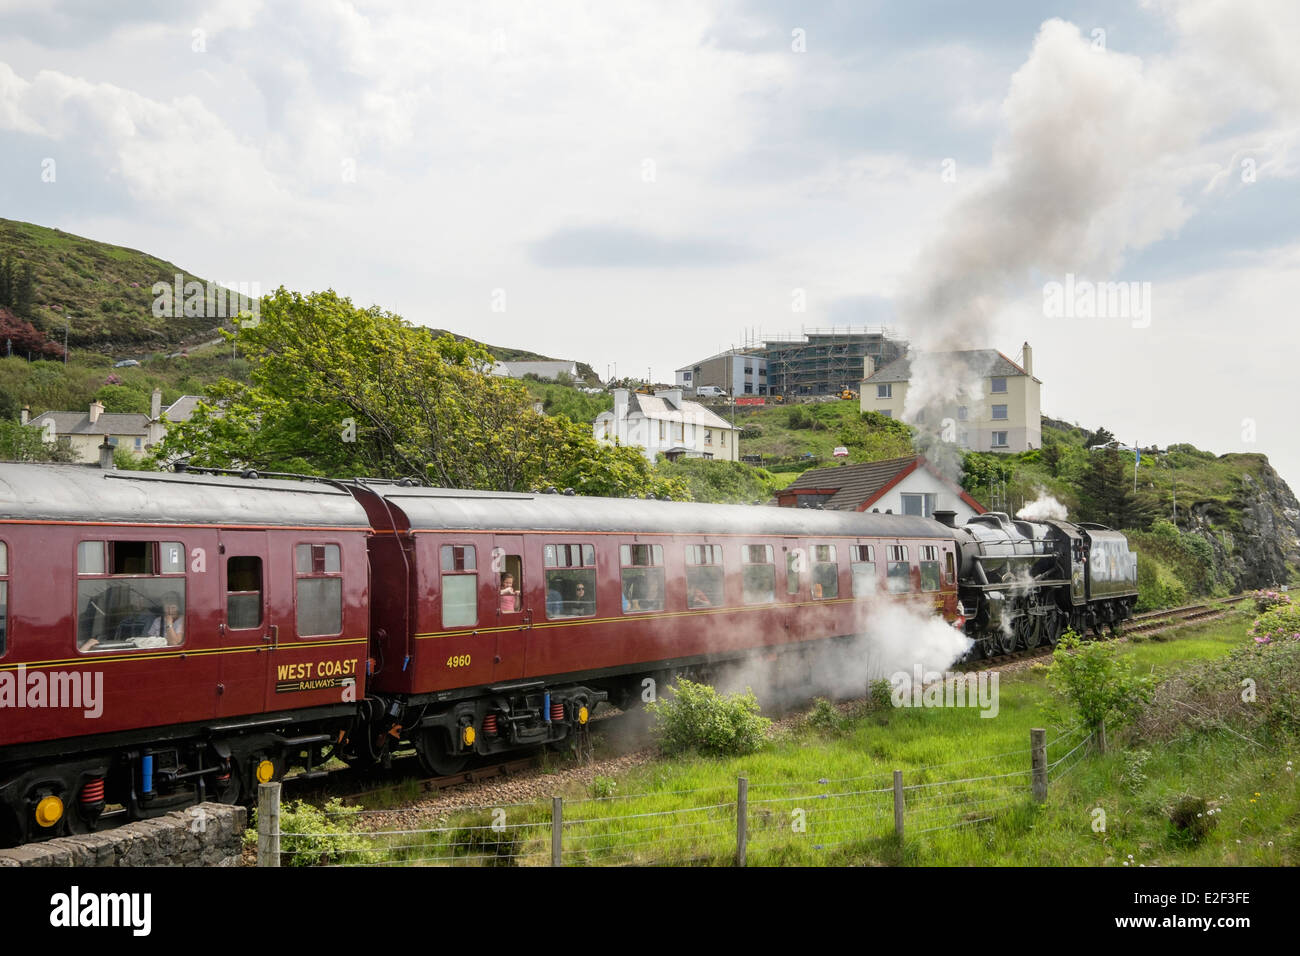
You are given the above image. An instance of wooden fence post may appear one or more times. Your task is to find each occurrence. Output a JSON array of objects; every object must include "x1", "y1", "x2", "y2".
[
  {"x1": 1031, "y1": 728, "x2": 1047, "y2": 803},
  {"x1": 257, "y1": 781, "x2": 280, "y2": 867},
  {"x1": 892, "y1": 770, "x2": 904, "y2": 839},
  {"x1": 551, "y1": 796, "x2": 563, "y2": 866},
  {"x1": 736, "y1": 776, "x2": 748, "y2": 867}
]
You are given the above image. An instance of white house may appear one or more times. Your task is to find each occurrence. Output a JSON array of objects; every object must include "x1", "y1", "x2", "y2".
[
  {"x1": 593, "y1": 388, "x2": 740, "y2": 463},
  {"x1": 25, "y1": 389, "x2": 207, "y2": 464}
]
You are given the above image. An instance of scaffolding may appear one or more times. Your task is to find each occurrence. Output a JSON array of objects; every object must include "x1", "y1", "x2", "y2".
[{"x1": 757, "y1": 327, "x2": 907, "y2": 397}]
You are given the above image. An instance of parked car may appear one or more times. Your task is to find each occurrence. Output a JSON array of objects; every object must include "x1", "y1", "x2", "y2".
[{"x1": 113, "y1": 359, "x2": 141, "y2": 368}]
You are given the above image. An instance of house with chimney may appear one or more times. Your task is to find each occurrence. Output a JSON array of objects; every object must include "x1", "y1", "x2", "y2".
[
  {"x1": 593, "y1": 388, "x2": 739, "y2": 462},
  {"x1": 775, "y1": 455, "x2": 986, "y2": 520},
  {"x1": 860, "y1": 342, "x2": 1041, "y2": 453},
  {"x1": 24, "y1": 388, "x2": 205, "y2": 463}
]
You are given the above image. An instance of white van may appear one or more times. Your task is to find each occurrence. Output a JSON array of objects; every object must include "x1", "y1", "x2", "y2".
[{"x1": 695, "y1": 385, "x2": 727, "y2": 398}]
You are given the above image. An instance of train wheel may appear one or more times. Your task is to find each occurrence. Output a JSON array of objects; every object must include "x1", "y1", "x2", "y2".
[
  {"x1": 415, "y1": 729, "x2": 468, "y2": 777},
  {"x1": 1042, "y1": 610, "x2": 1064, "y2": 648},
  {"x1": 991, "y1": 624, "x2": 1016, "y2": 656}
]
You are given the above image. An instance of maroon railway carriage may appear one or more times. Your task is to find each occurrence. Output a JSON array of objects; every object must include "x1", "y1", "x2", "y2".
[
  {"x1": 0, "y1": 464, "x2": 370, "y2": 845},
  {"x1": 346, "y1": 484, "x2": 961, "y2": 775}
]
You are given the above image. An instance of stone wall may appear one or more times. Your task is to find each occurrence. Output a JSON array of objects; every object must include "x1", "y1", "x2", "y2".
[{"x1": 0, "y1": 803, "x2": 246, "y2": 867}]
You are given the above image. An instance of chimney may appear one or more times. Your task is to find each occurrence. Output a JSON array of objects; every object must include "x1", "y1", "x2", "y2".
[
  {"x1": 656, "y1": 388, "x2": 683, "y2": 408},
  {"x1": 151, "y1": 387, "x2": 162, "y2": 420},
  {"x1": 89, "y1": 400, "x2": 104, "y2": 425},
  {"x1": 613, "y1": 389, "x2": 629, "y2": 443},
  {"x1": 1021, "y1": 341, "x2": 1033, "y2": 377},
  {"x1": 98, "y1": 438, "x2": 115, "y2": 470},
  {"x1": 20, "y1": 405, "x2": 29, "y2": 426},
  {"x1": 933, "y1": 509, "x2": 957, "y2": 528},
  {"x1": 863, "y1": 355, "x2": 875, "y2": 381}
]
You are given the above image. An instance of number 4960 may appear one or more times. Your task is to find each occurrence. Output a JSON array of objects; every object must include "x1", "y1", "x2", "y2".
[{"x1": 446, "y1": 654, "x2": 471, "y2": 668}]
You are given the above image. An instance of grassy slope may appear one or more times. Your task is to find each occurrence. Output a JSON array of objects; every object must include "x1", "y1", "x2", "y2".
[
  {"x1": 339, "y1": 610, "x2": 1296, "y2": 866},
  {"x1": 0, "y1": 219, "x2": 221, "y2": 352}
]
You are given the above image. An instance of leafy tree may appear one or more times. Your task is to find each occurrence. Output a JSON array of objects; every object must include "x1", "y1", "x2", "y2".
[
  {"x1": 1078, "y1": 447, "x2": 1156, "y2": 529},
  {"x1": 1041, "y1": 437, "x2": 1062, "y2": 477},
  {"x1": 654, "y1": 457, "x2": 786, "y2": 503},
  {"x1": 961, "y1": 452, "x2": 1014, "y2": 501},
  {"x1": 1083, "y1": 425, "x2": 1115, "y2": 448},
  {"x1": 0, "y1": 420, "x2": 76, "y2": 462},
  {"x1": 157, "y1": 287, "x2": 688, "y2": 499}
]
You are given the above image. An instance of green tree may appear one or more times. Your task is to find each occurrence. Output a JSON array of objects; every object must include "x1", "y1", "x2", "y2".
[
  {"x1": 157, "y1": 287, "x2": 688, "y2": 499},
  {"x1": 1048, "y1": 631, "x2": 1154, "y2": 750},
  {"x1": 837, "y1": 411, "x2": 913, "y2": 462},
  {"x1": 1078, "y1": 447, "x2": 1156, "y2": 529},
  {"x1": 0, "y1": 420, "x2": 76, "y2": 462}
]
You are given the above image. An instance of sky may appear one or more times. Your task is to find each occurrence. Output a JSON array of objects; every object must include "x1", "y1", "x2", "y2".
[{"x1": 1, "y1": 0, "x2": 1297, "y2": 491}]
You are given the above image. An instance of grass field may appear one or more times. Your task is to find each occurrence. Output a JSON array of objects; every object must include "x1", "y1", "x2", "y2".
[{"x1": 275, "y1": 608, "x2": 1296, "y2": 867}]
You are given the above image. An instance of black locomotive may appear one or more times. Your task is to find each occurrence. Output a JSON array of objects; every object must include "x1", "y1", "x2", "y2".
[{"x1": 936, "y1": 510, "x2": 1138, "y2": 658}]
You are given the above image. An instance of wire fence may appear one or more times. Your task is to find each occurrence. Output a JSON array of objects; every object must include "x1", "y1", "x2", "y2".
[{"x1": 258, "y1": 725, "x2": 1098, "y2": 867}]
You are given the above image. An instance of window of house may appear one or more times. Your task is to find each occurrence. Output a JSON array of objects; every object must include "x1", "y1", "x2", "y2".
[
  {"x1": 992, "y1": 431, "x2": 1009, "y2": 447},
  {"x1": 683, "y1": 371, "x2": 692, "y2": 381},
  {"x1": 886, "y1": 545, "x2": 911, "y2": 594},
  {"x1": 620, "y1": 544, "x2": 664, "y2": 613},
  {"x1": 659, "y1": 421, "x2": 666, "y2": 441},
  {"x1": 673, "y1": 423, "x2": 684, "y2": 443},
  {"x1": 919, "y1": 545, "x2": 942, "y2": 592},
  {"x1": 545, "y1": 543, "x2": 596, "y2": 619},
  {"x1": 704, "y1": 429, "x2": 712, "y2": 446},
  {"x1": 811, "y1": 544, "x2": 838, "y2": 599},
  {"x1": 901, "y1": 493, "x2": 935, "y2": 517},
  {"x1": 742, "y1": 544, "x2": 775, "y2": 605},
  {"x1": 992, "y1": 405, "x2": 1008, "y2": 420},
  {"x1": 295, "y1": 543, "x2": 343, "y2": 636},
  {"x1": 958, "y1": 429, "x2": 970, "y2": 448},
  {"x1": 958, "y1": 405, "x2": 968, "y2": 421},
  {"x1": 877, "y1": 384, "x2": 892, "y2": 398},
  {"x1": 686, "y1": 544, "x2": 724, "y2": 608},
  {"x1": 440, "y1": 544, "x2": 477, "y2": 628},
  {"x1": 991, "y1": 377, "x2": 1007, "y2": 393},
  {"x1": 879, "y1": 409, "x2": 892, "y2": 418},
  {"x1": 850, "y1": 544, "x2": 875, "y2": 596},
  {"x1": 78, "y1": 540, "x2": 189, "y2": 652}
]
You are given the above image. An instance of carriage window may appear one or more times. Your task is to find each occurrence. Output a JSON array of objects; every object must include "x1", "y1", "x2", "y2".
[
  {"x1": 296, "y1": 544, "x2": 343, "y2": 637},
  {"x1": 786, "y1": 551, "x2": 803, "y2": 596},
  {"x1": 886, "y1": 545, "x2": 912, "y2": 593},
  {"x1": 620, "y1": 544, "x2": 664, "y2": 613},
  {"x1": 441, "y1": 544, "x2": 477, "y2": 628},
  {"x1": 919, "y1": 544, "x2": 942, "y2": 591},
  {"x1": 851, "y1": 544, "x2": 876, "y2": 596},
  {"x1": 225, "y1": 556, "x2": 262, "y2": 631},
  {"x1": 742, "y1": 544, "x2": 775, "y2": 605},
  {"x1": 497, "y1": 553, "x2": 523, "y2": 614},
  {"x1": 0, "y1": 541, "x2": 7, "y2": 657},
  {"x1": 686, "y1": 544, "x2": 724, "y2": 609},
  {"x1": 545, "y1": 544, "x2": 596, "y2": 619},
  {"x1": 946, "y1": 551, "x2": 956, "y2": 584},
  {"x1": 811, "y1": 545, "x2": 838, "y2": 599},
  {"x1": 76, "y1": 540, "x2": 189, "y2": 653}
]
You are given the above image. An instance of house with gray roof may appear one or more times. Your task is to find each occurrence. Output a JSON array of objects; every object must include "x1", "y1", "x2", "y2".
[
  {"x1": 593, "y1": 388, "x2": 739, "y2": 462},
  {"x1": 861, "y1": 342, "x2": 1042, "y2": 453},
  {"x1": 23, "y1": 389, "x2": 208, "y2": 463}
]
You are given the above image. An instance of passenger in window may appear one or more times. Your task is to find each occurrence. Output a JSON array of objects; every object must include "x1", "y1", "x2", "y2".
[
  {"x1": 499, "y1": 573, "x2": 518, "y2": 613},
  {"x1": 115, "y1": 592, "x2": 155, "y2": 641},
  {"x1": 147, "y1": 592, "x2": 184, "y2": 646},
  {"x1": 573, "y1": 582, "x2": 593, "y2": 615},
  {"x1": 633, "y1": 575, "x2": 664, "y2": 612},
  {"x1": 690, "y1": 586, "x2": 712, "y2": 608},
  {"x1": 547, "y1": 585, "x2": 563, "y2": 617}
]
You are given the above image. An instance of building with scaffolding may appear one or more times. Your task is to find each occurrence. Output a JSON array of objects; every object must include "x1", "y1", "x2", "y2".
[{"x1": 761, "y1": 328, "x2": 906, "y2": 398}]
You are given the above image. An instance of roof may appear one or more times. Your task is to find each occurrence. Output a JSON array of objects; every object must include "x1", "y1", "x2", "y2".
[
  {"x1": 0, "y1": 464, "x2": 370, "y2": 527},
  {"x1": 779, "y1": 455, "x2": 986, "y2": 514},
  {"x1": 612, "y1": 392, "x2": 734, "y2": 430},
  {"x1": 28, "y1": 411, "x2": 150, "y2": 436},
  {"x1": 675, "y1": 348, "x2": 764, "y2": 372},
  {"x1": 491, "y1": 360, "x2": 578, "y2": 380},
  {"x1": 864, "y1": 349, "x2": 1033, "y2": 384},
  {"x1": 161, "y1": 395, "x2": 206, "y2": 423},
  {"x1": 363, "y1": 484, "x2": 954, "y2": 539}
]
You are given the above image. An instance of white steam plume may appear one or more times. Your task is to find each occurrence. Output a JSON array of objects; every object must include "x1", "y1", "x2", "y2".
[{"x1": 1016, "y1": 492, "x2": 1069, "y2": 521}]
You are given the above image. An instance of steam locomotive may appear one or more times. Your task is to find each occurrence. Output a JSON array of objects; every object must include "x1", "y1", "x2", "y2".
[
  {"x1": 940, "y1": 509, "x2": 1138, "y2": 657},
  {"x1": 0, "y1": 463, "x2": 1134, "y2": 845}
]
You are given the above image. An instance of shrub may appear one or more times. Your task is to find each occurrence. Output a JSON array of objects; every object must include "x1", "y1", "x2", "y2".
[
  {"x1": 1048, "y1": 631, "x2": 1154, "y2": 741},
  {"x1": 1248, "y1": 602, "x2": 1300, "y2": 645},
  {"x1": 1121, "y1": 748, "x2": 1152, "y2": 794},
  {"x1": 249, "y1": 797, "x2": 365, "y2": 866},
  {"x1": 865, "y1": 678, "x2": 893, "y2": 712},
  {"x1": 804, "y1": 697, "x2": 847, "y2": 735},
  {"x1": 1253, "y1": 589, "x2": 1292, "y2": 614},
  {"x1": 1168, "y1": 795, "x2": 1216, "y2": 844},
  {"x1": 647, "y1": 678, "x2": 771, "y2": 757},
  {"x1": 590, "y1": 775, "x2": 618, "y2": 799}
]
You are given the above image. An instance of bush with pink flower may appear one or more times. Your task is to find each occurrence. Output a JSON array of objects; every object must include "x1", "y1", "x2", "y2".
[
  {"x1": 1253, "y1": 589, "x2": 1292, "y2": 613},
  {"x1": 1249, "y1": 601, "x2": 1300, "y2": 645}
]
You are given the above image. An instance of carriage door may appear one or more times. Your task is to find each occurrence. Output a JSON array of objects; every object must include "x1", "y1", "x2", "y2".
[
  {"x1": 491, "y1": 535, "x2": 529, "y2": 681},
  {"x1": 783, "y1": 538, "x2": 805, "y2": 601},
  {"x1": 218, "y1": 530, "x2": 274, "y2": 714}
]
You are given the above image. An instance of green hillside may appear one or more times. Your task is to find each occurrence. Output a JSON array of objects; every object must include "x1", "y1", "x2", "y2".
[{"x1": 0, "y1": 219, "x2": 223, "y2": 353}]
